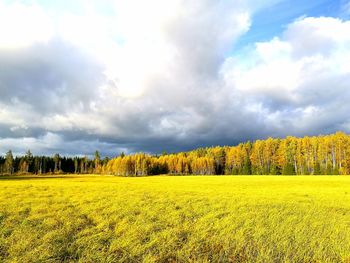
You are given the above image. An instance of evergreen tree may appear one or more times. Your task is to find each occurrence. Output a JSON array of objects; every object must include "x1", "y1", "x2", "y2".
[
  {"x1": 53, "y1": 154, "x2": 60, "y2": 173},
  {"x1": 313, "y1": 162, "x2": 321, "y2": 175},
  {"x1": 242, "y1": 156, "x2": 252, "y2": 175},
  {"x1": 4, "y1": 150, "x2": 14, "y2": 174},
  {"x1": 282, "y1": 163, "x2": 296, "y2": 175},
  {"x1": 94, "y1": 150, "x2": 101, "y2": 173},
  {"x1": 25, "y1": 150, "x2": 33, "y2": 173}
]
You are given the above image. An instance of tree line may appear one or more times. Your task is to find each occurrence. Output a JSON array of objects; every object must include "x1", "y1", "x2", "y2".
[
  {"x1": 104, "y1": 131, "x2": 350, "y2": 175},
  {"x1": 0, "y1": 150, "x2": 109, "y2": 175},
  {"x1": 1, "y1": 132, "x2": 350, "y2": 176}
]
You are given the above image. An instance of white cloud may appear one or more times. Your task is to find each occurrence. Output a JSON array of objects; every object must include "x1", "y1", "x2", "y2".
[
  {"x1": 285, "y1": 17, "x2": 350, "y2": 58},
  {"x1": 222, "y1": 16, "x2": 350, "y2": 135},
  {"x1": 0, "y1": 0, "x2": 261, "y2": 154},
  {"x1": 2, "y1": 1, "x2": 350, "y2": 155},
  {"x1": 0, "y1": 2, "x2": 53, "y2": 49}
]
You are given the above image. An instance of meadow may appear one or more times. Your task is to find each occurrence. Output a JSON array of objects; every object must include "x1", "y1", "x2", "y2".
[{"x1": 1, "y1": 175, "x2": 350, "y2": 262}]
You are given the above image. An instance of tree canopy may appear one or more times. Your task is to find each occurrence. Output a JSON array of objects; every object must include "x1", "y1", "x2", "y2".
[{"x1": 1, "y1": 132, "x2": 350, "y2": 176}]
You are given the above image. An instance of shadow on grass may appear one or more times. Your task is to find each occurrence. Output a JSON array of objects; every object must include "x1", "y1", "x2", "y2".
[{"x1": 0, "y1": 175, "x2": 85, "y2": 181}]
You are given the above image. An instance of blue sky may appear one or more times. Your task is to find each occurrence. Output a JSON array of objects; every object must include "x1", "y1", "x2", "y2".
[
  {"x1": 0, "y1": 0, "x2": 350, "y2": 156},
  {"x1": 236, "y1": 0, "x2": 347, "y2": 49}
]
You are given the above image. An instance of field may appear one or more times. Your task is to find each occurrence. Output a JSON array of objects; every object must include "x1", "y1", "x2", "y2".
[{"x1": 1, "y1": 176, "x2": 350, "y2": 262}]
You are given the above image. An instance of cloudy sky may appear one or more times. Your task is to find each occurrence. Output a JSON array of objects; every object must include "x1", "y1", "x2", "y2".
[{"x1": 1, "y1": 0, "x2": 350, "y2": 156}]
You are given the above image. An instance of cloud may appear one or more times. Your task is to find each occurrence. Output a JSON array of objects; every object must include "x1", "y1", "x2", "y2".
[
  {"x1": 0, "y1": 0, "x2": 258, "y2": 155},
  {"x1": 0, "y1": 2, "x2": 53, "y2": 49},
  {"x1": 223, "y1": 16, "x2": 350, "y2": 137},
  {"x1": 1, "y1": 1, "x2": 350, "y2": 156},
  {"x1": 0, "y1": 39, "x2": 104, "y2": 113},
  {"x1": 0, "y1": 132, "x2": 129, "y2": 157}
]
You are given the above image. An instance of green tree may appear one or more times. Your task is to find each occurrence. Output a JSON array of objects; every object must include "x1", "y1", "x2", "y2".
[
  {"x1": 74, "y1": 157, "x2": 79, "y2": 174},
  {"x1": 242, "y1": 156, "x2": 252, "y2": 175},
  {"x1": 25, "y1": 150, "x2": 33, "y2": 173},
  {"x1": 4, "y1": 150, "x2": 14, "y2": 174},
  {"x1": 313, "y1": 162, "x2": 321, "y2": 175},
  {"x1": 94, "y1": 150, "x2": 101, "y2": 173},
  {"x1": 53, "y1": 153, "x2": 61, "y2": 173},
  {"x1": 283, "y1": 163, "x2": 296, "y2": 175}
]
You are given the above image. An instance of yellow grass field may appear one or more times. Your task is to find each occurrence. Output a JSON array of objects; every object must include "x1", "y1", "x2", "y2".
[{"x1": 1, "y1": 175, "x2": 350, "y2": 262}]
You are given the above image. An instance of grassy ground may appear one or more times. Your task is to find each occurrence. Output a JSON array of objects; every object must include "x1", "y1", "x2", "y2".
[{"x1": 1, "y1": 175, "x2": 350, "y2": 262}]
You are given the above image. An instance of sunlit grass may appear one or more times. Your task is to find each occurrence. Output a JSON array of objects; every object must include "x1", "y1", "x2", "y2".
[{"x1": 1, "y1": 175, "x2": 350, "y2": 262}]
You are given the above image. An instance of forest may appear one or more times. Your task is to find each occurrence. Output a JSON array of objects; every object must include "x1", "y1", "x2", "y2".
[
  {"x1": 0, "y1": 151, "x2": 109, "y2": 175},
  {"x1": 1, "y1": 131, "x2": 350, "y2": 176}
]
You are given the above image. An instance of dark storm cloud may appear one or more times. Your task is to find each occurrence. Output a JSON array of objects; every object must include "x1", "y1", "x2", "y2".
[
  {"x1": 0, "y1": 123, "x2": 45, "y2": 139},
  {"x1": 1, "y1": 3, "x2": 350, "y2": 156},
  {"x1": 0, "y1": 39, "x2": 104, "y2": 114},
  {"x1": 0, "y1": 0, "x2": 276, "y2": 156}
]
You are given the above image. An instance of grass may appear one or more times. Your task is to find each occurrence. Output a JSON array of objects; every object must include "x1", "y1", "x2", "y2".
[{"x1": 1, "y1": 175, "x2": 350, "y2": 262}]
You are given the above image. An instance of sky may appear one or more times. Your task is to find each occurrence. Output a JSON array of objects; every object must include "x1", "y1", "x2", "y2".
[{"x1": 1, "y1": 0, "x2": 350, "y2": 156}]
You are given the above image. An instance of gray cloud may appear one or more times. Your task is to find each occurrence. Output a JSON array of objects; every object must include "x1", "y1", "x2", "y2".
[
  {"x1": 0, "y1": 39, "x2": 104, "y2": 114},
  {"x1": 1, "y1": 2, "x2": 350, "y2": 157}
]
